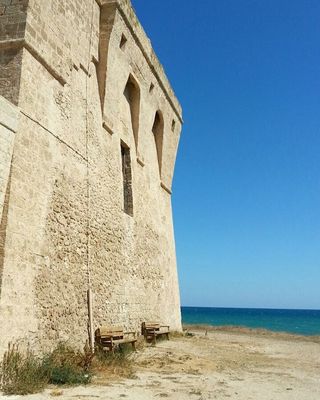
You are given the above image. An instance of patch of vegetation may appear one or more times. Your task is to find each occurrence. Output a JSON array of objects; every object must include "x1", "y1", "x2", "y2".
[
  {"x1": 93, "y1": 344, "x2": 135, "y2": 379},
  {"x1": 170, "y1": 330, "x2": 185, "y2": 339},
  {"x1": 135, "y1": 335, "x2": 146, "y2": 351},
  {"x1": 0, "y1": 343, "x2": 47, "y2": 395},
  {"x1": 42, "y1": 342, "x2": 93, "y2": 385},
  {"x1": 0, "y1": 341, "x2": 137, "y2": 395}
]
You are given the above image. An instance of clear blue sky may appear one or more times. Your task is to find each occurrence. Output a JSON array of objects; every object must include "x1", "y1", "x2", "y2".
[{"x1": 132, "y1": 0, "x2": 320, "y2": 310}]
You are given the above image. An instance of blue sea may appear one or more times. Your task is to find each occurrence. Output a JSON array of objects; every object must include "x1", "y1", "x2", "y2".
[{"x1": 181, "y1": 306, "x2": 320, "y2": 336}]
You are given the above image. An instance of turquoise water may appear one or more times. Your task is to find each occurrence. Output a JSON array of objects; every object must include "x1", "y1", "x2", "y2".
[{"x1": 181, "y1": 306, "x2": 320, "y2": 336}]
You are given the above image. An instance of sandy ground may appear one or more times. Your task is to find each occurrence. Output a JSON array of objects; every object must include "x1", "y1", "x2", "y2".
[{"x1": 2, "y1": 327, "x2": 320, "y2": 399}]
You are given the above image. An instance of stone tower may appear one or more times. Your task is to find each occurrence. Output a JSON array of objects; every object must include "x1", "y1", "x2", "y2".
[{"x1": 0, "y1": 0, "x2": 183, "y2": 353}]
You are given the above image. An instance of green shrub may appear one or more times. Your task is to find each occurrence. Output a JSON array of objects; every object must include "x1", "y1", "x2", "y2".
[
  {"x1": 43, "y1": 343, "x2": 92, "y2": 385},
  {"x1": 0, "y1": 341, "x2": 136, "y2": 394},
  {"x1": 0, "y1": 342, "x2": 93, "y2": 394},
  {"x1": 0, "y1": 343, "x2": 48, "y2": 395}
]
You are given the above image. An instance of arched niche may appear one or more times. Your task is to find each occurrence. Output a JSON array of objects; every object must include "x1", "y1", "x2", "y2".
[{"x1": 124, "y1": 74, "x2": 140, "y2": 152}]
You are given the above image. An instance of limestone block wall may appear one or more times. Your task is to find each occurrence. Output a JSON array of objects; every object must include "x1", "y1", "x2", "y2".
[
  {"x1": 0, "y1": 97, "x2": 19, "y2": 355},
  {"x1": 0, "y1": 47, "x2": 22, "y2": 104},
  {"x1": 0, "y1": 0, "x2": 27, "y2": 104},
  {"x1": 24, "y1": 0, "x2": 100, "y2": 85},
  {"x1": 0, "y1": 0, "x2": 28, "y2": 41},
  {"x1": 0, "y1": 96, "x2": 18, "y2": 221},
  {"x1": 0, "y1": 0, "x2": 183, "y2": 354},
  {"x1": 0, "y1": 96, "x2": 19, "y2": 300}
]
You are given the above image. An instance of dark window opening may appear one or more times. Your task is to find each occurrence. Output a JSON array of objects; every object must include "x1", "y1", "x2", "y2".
[
  {"x1": 121, "y1": 142, "x2": 133, "y2": 216},
  {"x1": 120, "y1": 34, "x2": 127, "y2": 50},
  {"x1": 124, "y1": 75, "x2": 140, "y2": 151},
  {"x1": 152, "y1": 110, "x2": 164, "y2": 176},
  {"x1": 149, "y1": 83, "x2": 154, "y2": 93},
  {"x1": 171, "y1": 119, "x2": 176, "y2": 132}
]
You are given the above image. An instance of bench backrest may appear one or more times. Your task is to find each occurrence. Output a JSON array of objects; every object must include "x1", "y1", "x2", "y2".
[
  {"x1": 96, "y1": 326, "x2": 124, "y2": 340},
  {"x1": 142, "y1": 322, "x2": 161, "y2": 333}
]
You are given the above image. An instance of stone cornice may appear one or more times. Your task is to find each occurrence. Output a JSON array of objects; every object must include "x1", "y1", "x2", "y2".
[{"x1": 0, "y1": 39, "x2": 66, "y2": 86}]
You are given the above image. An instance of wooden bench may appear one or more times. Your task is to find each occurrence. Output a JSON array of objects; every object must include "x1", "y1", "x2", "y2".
[
  {"x1": 142, "y1": 322, "x2": 170, "y2": 344},
  {"x1": 95, "y1": 326, "x2": 137, "y2": 352}
]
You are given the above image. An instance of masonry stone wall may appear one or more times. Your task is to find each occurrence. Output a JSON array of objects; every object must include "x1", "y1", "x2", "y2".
[
  {"x1": 0, "y1": 0, "x2": 28, "y2": 42},
  {"x1": 0, "y1": 0, "x2": 182, "y2": 355},
  {"x1": 0, "y1": 96, "x2": 19, "y2": 300},
  {"x1": 0, "y1": 0, "x2": 27, "y2": 104},
  {"x1": 0, "y1": 96, "x2": 18, "y2": 210}
]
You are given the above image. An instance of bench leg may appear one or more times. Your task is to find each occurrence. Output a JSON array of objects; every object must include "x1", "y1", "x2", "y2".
[
  {"x1": 132, "y1": 342, "x2": 136, "y2": 351},
  {"x1": 167, "y1": 333, "x2": 170, "y2": 340},
  {"x1": 152, "y1": 335, "x2": 156, "y2": 345}
]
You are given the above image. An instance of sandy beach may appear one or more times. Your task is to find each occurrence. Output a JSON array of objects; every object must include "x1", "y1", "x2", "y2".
[{"x1": 2, "y1": 327, "x2": 320, "y2": 399}]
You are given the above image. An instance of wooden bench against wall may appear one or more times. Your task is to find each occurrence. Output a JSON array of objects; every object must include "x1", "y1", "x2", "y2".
[
  {"x1": 142, "y1": 322, "x2": 170, "y2": 344},
  {"x1": 95, "y1": 326, "x2": 137, "y2": 352}
]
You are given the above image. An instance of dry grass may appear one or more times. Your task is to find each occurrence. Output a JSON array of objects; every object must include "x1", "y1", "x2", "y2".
[
  {"x1": 0, "y1": 343, "x2": 47, "y2": 395},
  {"x1": 135, "y1": 335, "x2": 146, "y2": 351},
  {"x1": 0, "y1": 341, "x2": 138, "y2": 394},
  {"x1": 0, "y1": 342, "x2": 92, "y2": 395},
  {"x1": 170, "y1": 331, "x2": 185, "y2": 339},
  {"x1": 92, "y1": 344, "x2": 136, "y2": 383}
]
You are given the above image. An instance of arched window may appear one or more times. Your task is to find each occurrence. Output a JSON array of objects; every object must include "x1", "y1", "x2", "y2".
[
  {"x1": 152, "y1": 110, "x2": 164, "y2": 176},
  {"x1": 124, "y1": 74, "x2": 140, "y2": 151}
]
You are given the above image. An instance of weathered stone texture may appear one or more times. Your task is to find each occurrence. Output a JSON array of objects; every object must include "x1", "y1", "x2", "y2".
[
  {"x1": 0, "y1": 96, "x2": 19, "y2": 302},
  {"x1": 0, "y1": 0, "x2": 28, "y2": 42},
  {"x1": 0, "y1": 96, "x2": 18, "y2": 222},
  {"x1": 0, "y1": 0, "x2": 182, "y2": 354},
  {"x1": 0, "y1": 47, "x2": 22, "y2": 104},
  {"x1": 0, "y1": 0, "x2": 28, "y2": 104}
]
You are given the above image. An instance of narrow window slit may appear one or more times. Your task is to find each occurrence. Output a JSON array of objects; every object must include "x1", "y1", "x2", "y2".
[
  {"x1": 120, "y1": 34, "x2": 127, "y2": 50},
  {"x1": 152, "y1": 111, "x2": 164, "y2": 176},
  {"x1": 121, "y1": 142, "x2": 133, "y2": 216}
]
